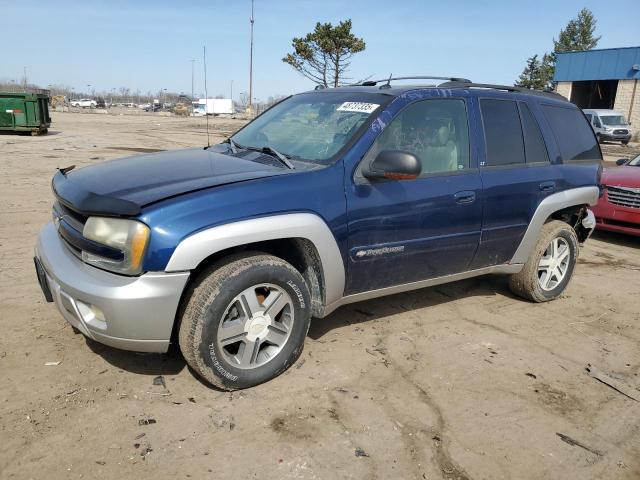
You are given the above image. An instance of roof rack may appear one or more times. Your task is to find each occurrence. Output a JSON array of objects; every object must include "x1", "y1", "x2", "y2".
[
  {"x1": 438, "y1": 81, "x2": 567, "y2": 101},
  {"x1": 350, "y1": 76, "x2": 472, "y2": 88}
]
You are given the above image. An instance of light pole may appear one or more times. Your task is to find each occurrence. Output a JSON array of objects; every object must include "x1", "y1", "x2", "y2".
[
  {"x1": 87, "y1": 84, "x2": 91, "y2": 98},
  {"x1": 248, "y1": 0, "x2": 254, "y2": 115},
  {"x1": 163, "y1": 88, "x2": 167, "y2": 108},
  {"x1": 230, "y1": 80, "x2": 233, "y2": 101}
]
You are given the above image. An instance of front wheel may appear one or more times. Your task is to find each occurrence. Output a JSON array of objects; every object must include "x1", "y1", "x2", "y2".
[
  {"x1": 509, "y1": 220, "x2": 579, "y2": 302},
  {"x1": 178, "y1": 253, "x2": 311, "y2": 390}
]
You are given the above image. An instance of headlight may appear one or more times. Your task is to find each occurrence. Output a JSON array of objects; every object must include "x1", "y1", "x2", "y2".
[{"x1": 82, "y1": 217, "x2": 150, "y2": 275}]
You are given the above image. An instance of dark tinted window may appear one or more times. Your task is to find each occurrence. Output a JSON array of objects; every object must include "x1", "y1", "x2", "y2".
[
  {"x1": 519, "y1": 102, "x2": 549, "y2": 163},
  {"x1": 366, "y1": 98, "x2": 470, "y2": 175},
  {"x1": 542, "y1": 105, "x2": 601, "y2": 162},
  {"x1": 480, "y1": 99, "x2": 525, "y2": 166}
]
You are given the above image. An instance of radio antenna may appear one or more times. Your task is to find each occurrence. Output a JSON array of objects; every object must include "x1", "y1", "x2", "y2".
[{"x1": 203, "y1": 45, "x2": 211, "y2": 147}]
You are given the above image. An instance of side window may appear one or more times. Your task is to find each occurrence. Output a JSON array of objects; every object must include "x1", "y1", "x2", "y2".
[
  {"x1": 480, "y1": 99, "x2": 525, "y2": 166},
  {"x1": 585, "y1": 113, "x2": 593, "y2": 123},
  {"x1": 365, "y1": 99, "x2": 470, "y2": 176},
  {"x1": 542, "y1": 105, "x2": 601, "y2": 162},
  {"x1": 592, "y1": 115, "x2": 602, "y2": 128},
  {"x1": 518, "y1": 102, "x2": 549, "y2": 163}
]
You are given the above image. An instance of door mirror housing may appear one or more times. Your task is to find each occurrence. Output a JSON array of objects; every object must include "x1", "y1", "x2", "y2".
[
  {"x1": 364, "y1": 150, "x2": 422, "y2": 180},
  {"x1": 616, "y1": 158, "x2": 628, "y2": 166}
]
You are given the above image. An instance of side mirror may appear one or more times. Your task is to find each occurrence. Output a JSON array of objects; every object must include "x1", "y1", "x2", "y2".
[
  {"x1": 364, "y1": 150, "x2": 421, "y2": 180},
  {"x1": 616, "y1": 158, "x2": 628, "y2": 166}
]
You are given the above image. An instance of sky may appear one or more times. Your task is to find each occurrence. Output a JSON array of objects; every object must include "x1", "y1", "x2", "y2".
[{"x1": 2, "y1": 0, "x2": 638, "y2": 101}]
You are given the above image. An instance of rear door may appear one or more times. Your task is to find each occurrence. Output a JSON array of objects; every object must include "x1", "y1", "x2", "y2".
[{"x1": 471, "y1": 97, "x2": 558, "y2": 268}]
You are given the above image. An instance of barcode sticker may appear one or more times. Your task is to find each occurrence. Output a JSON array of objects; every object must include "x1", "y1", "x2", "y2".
[{"x1": 336, "y1": 102, "x2": 379, "y2": 114}]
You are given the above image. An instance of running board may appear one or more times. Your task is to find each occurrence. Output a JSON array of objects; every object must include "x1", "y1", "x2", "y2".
[{"x1": 321, "y1": 264, "x2": 522, "y2": 317}]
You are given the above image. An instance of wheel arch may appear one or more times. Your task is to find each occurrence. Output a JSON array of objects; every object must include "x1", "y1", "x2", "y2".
[
  {"x1": 165, "y1": 213, "x2": 345, "y2": 316},
  {"x1": 510, "y1": 186, "x2": 599, "y2": 264}
]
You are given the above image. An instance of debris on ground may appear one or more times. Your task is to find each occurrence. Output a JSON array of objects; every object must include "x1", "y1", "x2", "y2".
[
  {"x1": 556, "y1": 433, "x2": 604, "y2": 456},
  {"x1": 138, "y1": 418, "x2": 157, "y2": 426},
  {"x1": 585, "y1": 364, "x2": 639, "y2": 401},
  {"x1": 525, "y1": 373, "x2": 537, "y2": 379},
  {"x1": 355, "y1": 447, "x2": 369, "y2": 457},
  {"x1": 44, "y1": 361, "x2": 60, "y2": 366},
  {"x1": 152, "y1": 375, "x2": 166, "y2": 388},
  {"x1": 188, "y1": 397, "x2": 196, "y2": 403},
  {"x1": 134, "y1": 433, "x2": 146, "y2": 440}
]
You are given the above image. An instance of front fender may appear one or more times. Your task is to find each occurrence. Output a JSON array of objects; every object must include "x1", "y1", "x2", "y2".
[{"x1": 164, "y1": 213, "x2": 345, "y2": 306}]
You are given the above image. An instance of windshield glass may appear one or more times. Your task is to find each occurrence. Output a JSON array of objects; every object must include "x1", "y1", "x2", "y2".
[
  {"x1": 231, "y1": 92, "x2": 390, "y2": 164},
  {"x1": 600, "y1": 115, "x2": 628, "y2": 126},
  {"x1": 629, "y1": 154, "x2": 640, "y2": 166}
]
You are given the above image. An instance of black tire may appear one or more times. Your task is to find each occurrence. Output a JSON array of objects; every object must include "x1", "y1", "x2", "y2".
[
  {"x1": 508, "y1": 220, "x2": 579, "y2": 302},
  {"x1": 622, "y1": 140, "x2": 629, "y2": 146},
  {"x1": 178, "y1": 253, "x2": 311, "y2": 390},
  {"x1": 596, "y1": 134, "x2": 603, "y2": 144}
]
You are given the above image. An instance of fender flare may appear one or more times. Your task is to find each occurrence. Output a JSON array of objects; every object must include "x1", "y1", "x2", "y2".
[
  {"x1": 165, "y1": 213, "x2": 345, "y2": 306},
  {"x1": 510, "y1": 186, "x2": 599, "y2": 264}
]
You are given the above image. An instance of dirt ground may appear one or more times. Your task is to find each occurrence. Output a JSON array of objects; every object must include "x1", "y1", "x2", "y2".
[{"x1": 1, "y1": 112, "x2": 639, "y2": 480}]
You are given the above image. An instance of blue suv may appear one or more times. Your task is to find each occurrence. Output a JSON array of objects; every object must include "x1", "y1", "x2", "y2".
[{"x1": 35, "y1": 77, "x2": 601, "y2": 389}]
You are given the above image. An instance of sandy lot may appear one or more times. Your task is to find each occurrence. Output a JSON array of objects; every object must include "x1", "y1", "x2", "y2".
[{"x1": 1, "y1": 112, "x2": 639, "y2": 480}]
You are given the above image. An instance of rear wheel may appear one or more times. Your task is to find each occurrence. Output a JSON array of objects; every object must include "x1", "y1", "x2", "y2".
[
  {"x1": 622, "y1": 140, "x2": 629, "y2": 146},
  {"x1": 178, "y1": 253, "x2": 311, "y2": 390},
  {"x1": 509, "y1": 220, "x2": 579, "y2": 302}
]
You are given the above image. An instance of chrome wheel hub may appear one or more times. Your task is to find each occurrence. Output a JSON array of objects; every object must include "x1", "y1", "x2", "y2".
[
  {"x1": 217, "y1": 284, "x2": 294, "y2": 369},
  {"x1": 537, "y1": 237, "x2": 570, "y2": 291}
]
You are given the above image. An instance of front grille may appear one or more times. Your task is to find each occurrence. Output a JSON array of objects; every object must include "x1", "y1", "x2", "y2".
[
  {"x1": 607, "y1": 186, "x2": 640, "y2": 209},
  {"x1": 613, "y1": 129, "x2": 629, "y2": 135},
  {"x1": 53, "y1": 201, "x2": 87, "y2": 231}
]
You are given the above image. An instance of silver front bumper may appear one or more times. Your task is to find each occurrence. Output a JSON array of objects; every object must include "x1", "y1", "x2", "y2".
[{"x1": 35, "y1": 222, "x2": 190, "y2": 352}]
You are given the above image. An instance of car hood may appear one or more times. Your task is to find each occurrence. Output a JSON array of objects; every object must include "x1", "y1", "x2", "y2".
[
  {"x1": 53, "y1": 147, "x2": 292, "y2": 216},
  {"x1": 601, "y1": 165, "x2": 640, "y2": 188}
]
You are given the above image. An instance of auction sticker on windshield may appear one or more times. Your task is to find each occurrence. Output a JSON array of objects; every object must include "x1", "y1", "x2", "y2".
[{"x1": 336, "y1": 102, "x2": 380, "y2": 114}]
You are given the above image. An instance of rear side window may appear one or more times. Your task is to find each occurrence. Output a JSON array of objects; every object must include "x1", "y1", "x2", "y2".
[
  {"x1": 480, "y1": 99, "x2": 525, "y2": 166},
  {"x1": 518, "y1": 102, "x2": 549, "y2": 163},
  {"x1": 542, "y1": 105, "x2": 601, "y2": 162}
]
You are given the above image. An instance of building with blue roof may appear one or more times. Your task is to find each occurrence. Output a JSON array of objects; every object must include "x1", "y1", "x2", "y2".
[{"x1": 554, "y1": 47, "x2": 639, "y2": 140}]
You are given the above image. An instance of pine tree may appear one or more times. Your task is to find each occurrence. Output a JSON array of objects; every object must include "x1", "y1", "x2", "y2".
[
  {"x1": 515, "y1": 55, "x2": 546, "y2": 90},
  {"x1": 515, "y1": 8, "x2": 600, "y2": 90}
]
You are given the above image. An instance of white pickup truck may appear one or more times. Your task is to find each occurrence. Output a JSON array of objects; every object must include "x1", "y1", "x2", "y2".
[{"x1": 70, "y1": 98, "x2": 97, "y2": 108}]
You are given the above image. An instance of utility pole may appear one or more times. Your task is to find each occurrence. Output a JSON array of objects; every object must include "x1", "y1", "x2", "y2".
[
  {"x1": 230, "y1": 80, "x2": 233, "y2": 101},
  {"x1": 23, "y1": 66, "x2": 27, "y2": 90},
  {"x1": 248, "y1": 0, "x2": 254, "y2": 116},
  {"x1": 190, "y1": 58, "x2": 196, "y2": 115}
]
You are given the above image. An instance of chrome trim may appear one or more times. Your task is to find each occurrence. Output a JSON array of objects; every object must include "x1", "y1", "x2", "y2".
[
  {"x1": 510, "y1": 186, "x2": 599, "y2": 265},
  {"x1": 165, "y1": 213, "x2": 346, "y2": 306},
  {"x1": 321, "y1": 264, "x2": 522, "y2": 316}
]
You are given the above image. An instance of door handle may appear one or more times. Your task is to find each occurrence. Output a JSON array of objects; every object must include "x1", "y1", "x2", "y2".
[
  {"x1": 539, "y1": 181, "x2": 556, "y2": 193},
  {"x1": 454, "y1": 191, "x2": 476, "y2": 204}
]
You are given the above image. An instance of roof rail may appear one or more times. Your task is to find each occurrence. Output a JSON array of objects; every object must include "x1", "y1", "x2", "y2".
[
  {"x1": 350, "y1": 76, "x2": 472, "y2": 88},
  {"x1": 438, "y1": 81, "x2": 567, "y2": 101}
]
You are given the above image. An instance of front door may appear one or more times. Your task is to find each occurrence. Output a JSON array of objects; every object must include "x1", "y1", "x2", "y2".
[{"x1": 345, "y1": 97, "x2": 482, "y2": 294}]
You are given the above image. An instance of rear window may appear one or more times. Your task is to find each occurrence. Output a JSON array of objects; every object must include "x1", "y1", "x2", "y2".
[
  {"x1": 542, "y1": 105, "x2": 601, "y2": 162},
  {"x1": 480, "y1": 99, "x2": 525, "y2": 166}
]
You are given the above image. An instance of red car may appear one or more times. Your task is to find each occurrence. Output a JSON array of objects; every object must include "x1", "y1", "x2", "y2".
[{"x1": 592, "y1": 154, "x2": 640, "y2": 236}]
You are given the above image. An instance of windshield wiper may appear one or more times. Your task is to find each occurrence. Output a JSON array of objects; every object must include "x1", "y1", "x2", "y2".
[
  {"x1": 222, "y1": 139, "x2": 295, "y2": 170},
  {"x1": 221, "y1": 137, "x2": 239, "y2": 154},
  {"x1": 246, "y1": 145, "x2": 295, "y2": 169}
]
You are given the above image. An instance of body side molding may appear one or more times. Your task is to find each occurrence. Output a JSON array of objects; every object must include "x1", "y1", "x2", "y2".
[
  {"x1": 165, "y1": 213, "x2": 345, "y2": 306},
  {"x1": 510, "y1": 186, "x2": 599, "y2": 265}
]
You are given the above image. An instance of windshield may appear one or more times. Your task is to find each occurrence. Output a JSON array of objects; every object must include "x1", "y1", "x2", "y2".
[
  {"x1": 600, "y1": 115, "x2": 628, "y2": 126},
  {"x1": 629, "y1": 154, "x2": 640, "y2": 166},
  {"x1": 231, "y1": 92, "x2": 390, "y2": 164}
]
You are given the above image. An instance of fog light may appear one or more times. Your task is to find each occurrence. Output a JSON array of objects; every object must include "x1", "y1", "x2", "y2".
[{"x1": 76, "y1": 301, "x2": 107, "y2": 331}]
